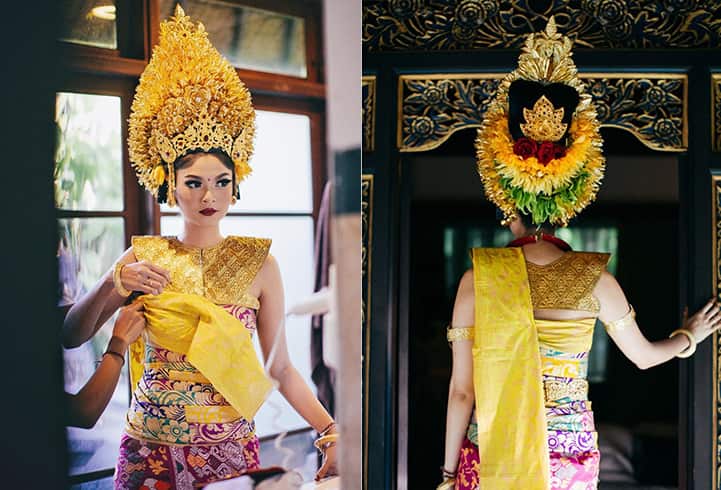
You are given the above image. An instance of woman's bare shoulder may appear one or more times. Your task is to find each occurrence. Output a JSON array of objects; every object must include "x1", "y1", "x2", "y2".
[
  {"x1": 451, "y1": 269, "x2": 475, "y2": 326},
  {"x1": 594, "y1": 270, "x2": 630, "y2": 322}
]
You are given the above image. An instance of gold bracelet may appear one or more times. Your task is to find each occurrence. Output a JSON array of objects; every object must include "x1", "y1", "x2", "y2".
[
  {"x1": 601, "y1": 305, "x2": 635, "y2": 333},
  {"x1": 319, "y1": 421, "x2": 337, "y2": 436},
  {"x1": 113, "y1": 262, "x2": 131, "y2": 297},
  {"x1": 670, "y1": 328, "x2": 697, "y2": 358},
  {"x1": 314, "y1": 433, "x2": 339, "y2": 452},
  {"x1": 436, "y1": 478, "x2": 456, "y2": 490}
]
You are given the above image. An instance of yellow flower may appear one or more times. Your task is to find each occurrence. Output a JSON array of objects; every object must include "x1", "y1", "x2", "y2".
[{"x1": 152, "y1": 165, "x2": 166, "y2": 187}]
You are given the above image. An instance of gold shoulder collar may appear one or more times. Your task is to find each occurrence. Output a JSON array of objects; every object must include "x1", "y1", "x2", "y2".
[
  {"x1": 526, "y1": 251, "x2": 610, "y2": 313},
  {"x1": 131, "y1": 235, "x2": 271, "y2": 307}
]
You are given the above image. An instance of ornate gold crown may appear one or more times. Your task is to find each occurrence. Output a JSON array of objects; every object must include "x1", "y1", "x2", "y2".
[
  {"x1": 128, "y1": 5, "x2": 255, "y2": 206},
  {"x1": 520, "y1": 96, "x2": 567, "y2": 142}
]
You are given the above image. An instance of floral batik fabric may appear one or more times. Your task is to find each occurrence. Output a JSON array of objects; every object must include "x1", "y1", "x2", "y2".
[
  {"x1": 114, "y1": 304, "x2": 261, "y2": 490},
  {"x1": 455, "y1": 329, "x2": 600, "y2": 490}
]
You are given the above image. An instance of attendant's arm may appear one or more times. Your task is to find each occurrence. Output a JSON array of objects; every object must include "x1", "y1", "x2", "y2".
[
  {"x1": 63, "y1": 248, "x2": 170, "y2": 348},
  {"x1": 255, "y1": 255, "x2": 336, "y2": 478},
  {"x1": 66, "y1": 301, "x2": 146, "y2": 428},
  {"x1": 595, "y1": 271, "x2": 720, "y2": 369},
  {"x1": 442, "y1": 269, "x2": 476, "y2": 476}
]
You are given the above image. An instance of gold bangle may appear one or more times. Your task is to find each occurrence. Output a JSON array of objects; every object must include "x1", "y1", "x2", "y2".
[
  {"x1": 436, "y1": 479, "x2": 456, "y2": 490},
  {"x1": 314, "y1": 433, "x2": 339, "y2": 452},
  {"x1": 113, "y1": 262, "x2": 131, "y2": 297},
  {"x1": 670, "y1": 328, "x2": 697, "y2": 358},
  {"x1": 601, "y1": 305, "x2": 636, "y2": 333}
]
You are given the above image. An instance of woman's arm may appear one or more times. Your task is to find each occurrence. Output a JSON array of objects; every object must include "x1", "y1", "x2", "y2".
[
  {"x1": 255, "y1": 255, "x2": 337, "y2": 478},
  {"x1": 66, "y1": 301, "x2": 146, "y2": 428},
  {"x1": 63, "y1": 248, "x2": 170, "y2": 348},
  {"x1": 595, "y1": 270, "x2": 720, "y2": 369},
  {"x1": 442, "y1": 269, "x2": 476, "y2": 476}
]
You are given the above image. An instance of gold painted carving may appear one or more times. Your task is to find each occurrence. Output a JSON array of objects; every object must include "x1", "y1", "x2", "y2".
[
  {"x1": 712, "y1": 174, "x2": 721, "y2": 490},
  {"x1": 364, "y1": 2, "x2": 721, "y2": 51},
  {"x1": 398, "y1": 73, "x2": 687, "y2": 153},
  {"x1": 361, "y1": 173, "x2": 374, "y2": 490},
  {"x1": 713, "y1": 74, "x2": 721, "y2": 152},
  {"x1": 363, "y1": 76, "x2": 377, "y2": 152}
]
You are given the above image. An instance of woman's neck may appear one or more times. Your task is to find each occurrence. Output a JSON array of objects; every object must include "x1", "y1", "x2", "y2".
[{"x1": 177, "y1": 224, "x2": 224, "y2": 249}]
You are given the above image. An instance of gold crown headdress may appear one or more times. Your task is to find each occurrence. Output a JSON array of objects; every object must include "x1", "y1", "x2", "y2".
[
  {"x1": 475, "y1": 17, "x2": 605, "y2": 226},
  {"x1": 128, "y1": 5, "x2": 255, "y2": 206}
]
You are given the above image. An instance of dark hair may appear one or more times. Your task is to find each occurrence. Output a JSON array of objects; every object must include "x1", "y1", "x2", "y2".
[
  {"x1": 508, "y1": 80, "x2": 580, "y2": 143},
  {"x1": 518, "y1": 211, "x2": 556, "y2": 232},
  {"x1": 156, "y1": 148, "x2": 236, "y2": 204},
  {"x1": 495, "y1": 207, "x2": 556, "y2": 231}
]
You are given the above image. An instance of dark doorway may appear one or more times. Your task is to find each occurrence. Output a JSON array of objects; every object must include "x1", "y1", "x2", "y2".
[{"x1": 405, "y1": 127, "x2": 681, "y2": 489}]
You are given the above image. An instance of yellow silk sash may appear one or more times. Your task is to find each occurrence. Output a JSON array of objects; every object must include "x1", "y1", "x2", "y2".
[
  {"x1": 471, "y1": 248, "x2": 549, "y2": 489},
  {"x1": 129, "y1": 291, "x2": 273, "y2": 421}
]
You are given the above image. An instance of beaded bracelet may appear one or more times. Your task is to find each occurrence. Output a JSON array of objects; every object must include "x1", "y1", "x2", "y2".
[{"x1": 319, "y1": 421, "x2": 337, "y2": 436}]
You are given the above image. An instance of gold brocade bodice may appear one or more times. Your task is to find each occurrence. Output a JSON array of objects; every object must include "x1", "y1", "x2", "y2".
[
  {"x1": 131, "y1": 235, "x2": 271, "y2": 309},
  {"x1": 525, "y1": 251, "x2": 610, "y2": 313}
]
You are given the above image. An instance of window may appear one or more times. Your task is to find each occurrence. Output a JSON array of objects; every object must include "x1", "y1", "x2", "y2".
[
  {"x1": 158, "y1": 0, "x2": 307, "y2": 77},
  {"x1": 55, "y1": 92, "x2": 130, "y2": 478},
  {"x1": 57, "y1": 1, "x2": 325, "y2": 486}
]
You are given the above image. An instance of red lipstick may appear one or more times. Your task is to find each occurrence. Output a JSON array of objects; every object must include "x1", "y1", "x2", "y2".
[{"x1": 199, "y1": 208, "x2": 218, "y2": 216}]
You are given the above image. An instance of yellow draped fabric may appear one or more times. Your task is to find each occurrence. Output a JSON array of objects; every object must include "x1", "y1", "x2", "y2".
[
  {"x1": 535, "y1": 317, "x2": 596, "y2": 354},
  {"x1": 129, "y1": 291, "x2": 273, "y2": 422},
  {"x1": 471, "y1": 247, "x2": 550, "y2": 489}
]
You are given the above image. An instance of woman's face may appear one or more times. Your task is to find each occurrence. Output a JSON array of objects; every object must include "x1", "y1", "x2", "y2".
[{"x1": 174, "y1": 153, "x2": 233, "y2": 226}]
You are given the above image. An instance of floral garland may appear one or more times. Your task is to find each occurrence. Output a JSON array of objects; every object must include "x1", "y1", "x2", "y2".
[
  {"x1": 475, "y1": 17, "x2": 606, "y2": 227},
  {"x1": 476, "y1": 81, "x2": 605, "y2": 227}
]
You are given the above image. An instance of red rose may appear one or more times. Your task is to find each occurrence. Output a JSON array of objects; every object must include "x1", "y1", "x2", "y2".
[
  {"x1": 552, "y1": 143, "x2": 567, "y2": 160},
  {"x1": 537, "y1": 141, "x2": 556, "y2": 165},
  {"x1": 513, "y1": 137, "x2": 537, "y2": 159}
]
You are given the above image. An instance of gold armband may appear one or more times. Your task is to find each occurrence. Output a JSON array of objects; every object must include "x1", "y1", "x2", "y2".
[
  {"x1": 669, "y1": 328, "x2": 697, "y2": 358},
  {"x1": 446, "y1": 326, "x2": 474, "y2": 343},
  {"x1": 113, "y1": 262, "x2": 131, "y2": 297},
  {"x1": 601, "y1": 305, "x2": 635, "y2": 333}
]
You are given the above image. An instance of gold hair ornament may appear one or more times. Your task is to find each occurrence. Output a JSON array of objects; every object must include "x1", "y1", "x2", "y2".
[
  {"x1": 128, "y1": 5, "x2": 254, "y2": 204},
  {"x1": 475, "y1": 17, "x2": 605, "y2": 226},
  {"x1": 521, "y1": 96, "x2": 568, "y2": 142}
]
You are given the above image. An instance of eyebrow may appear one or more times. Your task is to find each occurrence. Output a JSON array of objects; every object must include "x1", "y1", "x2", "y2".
[{"x1": 184, "y1": 172, "x2": 231, "y2": 179}]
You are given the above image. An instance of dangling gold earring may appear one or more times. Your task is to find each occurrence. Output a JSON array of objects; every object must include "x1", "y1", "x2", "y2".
[
  {"x1": 231, "y1": 195, "x2": 237, "y2": 205},
  {"x1": 167, "y1": 163, "x2": 176, "y2": 207}
]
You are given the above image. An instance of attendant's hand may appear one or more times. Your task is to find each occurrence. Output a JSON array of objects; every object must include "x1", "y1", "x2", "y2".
[
  {"x1": 112, "y1": 301, "x2": 146, "y2": 348},
  {"x1": 315, "y1": 443, "x2": 338, "y2": 481},
  {"x1": 683, "y1": 298, "x2": 721, "y2": 344},
  {"x1": 119, "y1": 260, "x2": 171, "y2": 295}
]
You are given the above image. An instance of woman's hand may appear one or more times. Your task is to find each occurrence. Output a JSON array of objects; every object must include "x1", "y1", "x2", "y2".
[
  {"x1": 112, "y1": 301, "x2": 146, "y2": 348},
  {"x1": 315, "y1": 443, "x2": 338, "y2": 481},
  {"x1": 119, "y1": 260, "x2": 171, "y2": 295},
  {"x1": 683, "y1": 298, "x2": 721, "y2": 344}
]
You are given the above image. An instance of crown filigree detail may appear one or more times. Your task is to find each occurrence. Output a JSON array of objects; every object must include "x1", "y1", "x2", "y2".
[{"x1": 520, "y1": 96, "x2": 567, "y2": 142}]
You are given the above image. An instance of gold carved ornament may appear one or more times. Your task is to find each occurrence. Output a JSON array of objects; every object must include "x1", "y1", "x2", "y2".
[{"x1": 475, "y1": 17, "x2": 605, "y2": 226}]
